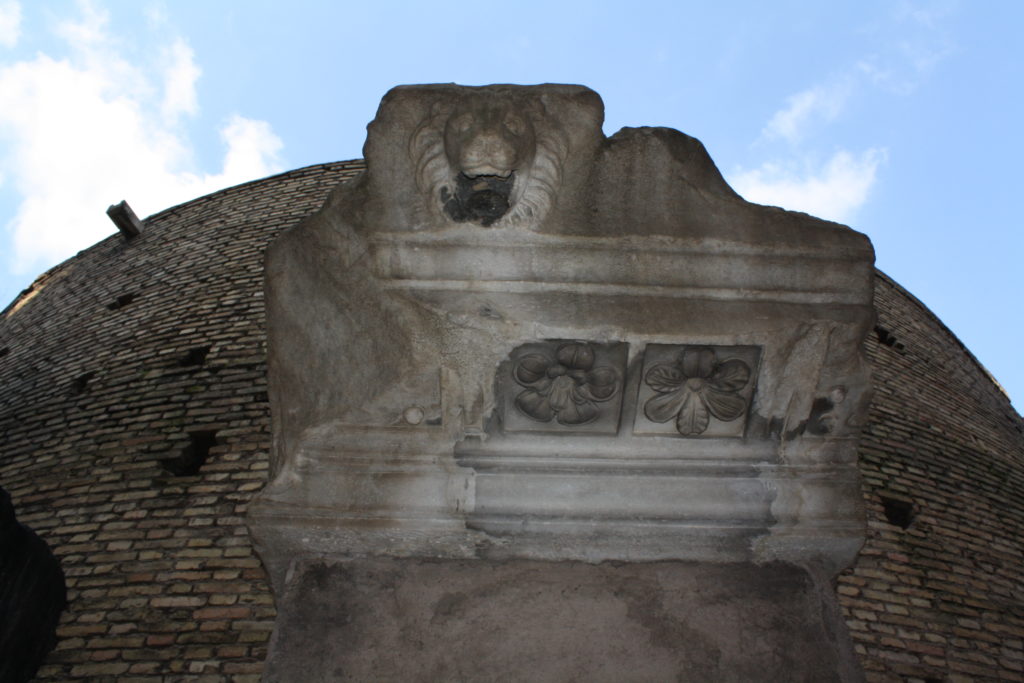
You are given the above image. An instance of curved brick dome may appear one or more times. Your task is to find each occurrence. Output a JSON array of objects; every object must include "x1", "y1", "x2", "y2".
[{"x1": 1, "y1": 161, "x2": 1021, "y2": 680}]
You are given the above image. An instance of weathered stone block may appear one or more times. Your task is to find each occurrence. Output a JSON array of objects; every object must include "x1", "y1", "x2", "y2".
[
  {"x1": 249, "y1": 83, "x2": 875, "y2": 680},
  {"x1": 252, "y1": 83, "x2": 873, "y2": 577},
  {"x1": 263, "y1": 558, "x2": 862, "y2": 683}
]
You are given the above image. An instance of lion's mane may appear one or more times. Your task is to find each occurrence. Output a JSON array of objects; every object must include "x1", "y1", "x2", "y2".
[{"x1": 409, "y1": 100, "x2": 569, "y2": 229}]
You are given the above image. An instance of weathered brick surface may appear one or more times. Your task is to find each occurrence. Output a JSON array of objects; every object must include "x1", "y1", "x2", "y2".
[
  {"x1": 1, "y1": 160, "x2": 1021, "y2": 681},
  {"x1": 839, "y1": 273, "x2": 1024, "y2": 682},
  {"x1": 0, "y1": 161, "x2": 363, "y2": 680}
]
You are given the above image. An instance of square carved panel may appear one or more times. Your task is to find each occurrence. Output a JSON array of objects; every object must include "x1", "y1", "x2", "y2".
[
  {"x1": 633, "y1": 344, "x2": 761, "y2": 438},
  {"x1": 500, "y1": 341, "x2": 628, "y2": 435}
]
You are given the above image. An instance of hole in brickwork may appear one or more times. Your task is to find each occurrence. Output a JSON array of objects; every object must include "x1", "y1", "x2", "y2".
[
  {"x1": 69, "y1": 371, "x2": 96, "y2": 395},
  {"x1": 253, "y1": 391, "x2": 269, "y2": 403},
  {"x1": 0, "y1": 346, "x2": 8, "y2": 359},
  {"x1": 880, "y1": 495, "x2": 915, "y2": 530},
  {"x1": 873, "y1": 326, "x2": 905, "y2": 352},
  {"x1": 179, "y1": 345, "x2": 211, "y2": 367},
  {"x1": 874, "y1": 326, "x2": 896, "y2": 346},
  {"x1": 107, "y1": 293, "x2": 136, "y2": 311},
  {"x1": 162, "y1": 430, "x2": 218, "y2": 476}
]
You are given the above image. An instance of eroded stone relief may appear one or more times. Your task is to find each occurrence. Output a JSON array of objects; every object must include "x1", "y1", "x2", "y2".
[
  {"x1": 252, "y1": 83, "x2": 876, "y2": 592},
  {"x1": 507, "y1": 344, "x2": 618, "y2": 430},
  {"x1": 498, "y1": 341, "x2": 762, "y2": 438},
  {"x1": 407, "y1": 90, "x2": 583, "y2": 229},
  {"x1": 248, "y1": 80, "x2": 880, "y2": 683},
  {"x1": 636, "y1": 345, "x2": 759, "y2": 438}
]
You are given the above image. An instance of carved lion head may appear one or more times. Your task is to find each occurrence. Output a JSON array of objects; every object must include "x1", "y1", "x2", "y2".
[
  {"x1": 357, "y1": 85, "x2": 602, "y2": 232},
  {"x1": 409, "y1": 94, "x2": 573, "y2": 228}
]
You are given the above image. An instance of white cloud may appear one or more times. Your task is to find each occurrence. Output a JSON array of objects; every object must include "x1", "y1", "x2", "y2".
[
  {"x1": 856, "y1": 2, "x2": 956, "y2": 95},
  {"x1": 762, "y1": 80, "x2": 852, "y2": 144},
  {"x1": 0, "y1": 1, "x2": 283, "y2": 274},
  {"x1": 729, "y1": 148, "x2": 886, "y2": 224},
  {"x1": 160, "y1": 38, "x2": 200, "y2": 121},
  {"x1": 54, "y1": 0, "x2": 108, "y2": 52},
  {"x1": 895, "y1": 0, "x2": 956, "y2": 33},
  {"x1": 220, "y1": 115, "x2": 283, "y2": 180},
  {"x1": 0, "y1": 0, "x2": 20, "y2": 48}
]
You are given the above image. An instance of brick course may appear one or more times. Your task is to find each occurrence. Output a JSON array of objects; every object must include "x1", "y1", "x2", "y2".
[
  {"x1": 1, "y1": 160, "x2": 1021, "y2": 681},
  {"x1": 0, "y1": 161, "x2": 362, "y2": 680},
  {"x1": 840, "y1": 273, "x2": 1024, "y2": 682}
]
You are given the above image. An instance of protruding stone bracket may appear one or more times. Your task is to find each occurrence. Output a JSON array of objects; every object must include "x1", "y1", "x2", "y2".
[{"x1": 106, "y1": 200, "x2": 144, "y2": 240}]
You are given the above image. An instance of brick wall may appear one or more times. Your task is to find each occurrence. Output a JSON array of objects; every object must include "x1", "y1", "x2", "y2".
[
  {"x1": 840, "y1": 273, "x2": 1024, "y2": 681},
  {"x1": 1, "y1": 162, "x2": 1021, "y2": 681},
  {"x1": 0, "y1": 161, "x2": 363, "y2": 681}
]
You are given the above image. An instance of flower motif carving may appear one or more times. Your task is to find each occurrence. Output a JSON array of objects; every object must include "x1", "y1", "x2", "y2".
[
  {"x1": 643, "y1": 346, "x2": 752, "y2": 436},
  {"x1": 513, "y1": 343, "x2": 621, "y2": 425}
]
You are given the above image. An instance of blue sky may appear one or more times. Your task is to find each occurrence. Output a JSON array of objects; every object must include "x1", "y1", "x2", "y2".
[{"x1": 0, "y1": 1, "x2": 1021, "y2": 410}]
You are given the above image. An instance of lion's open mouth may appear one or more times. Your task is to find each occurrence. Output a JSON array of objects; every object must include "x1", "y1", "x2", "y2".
[{"x1": 441, "y1": 172, "x2": 515, "y2": 227}]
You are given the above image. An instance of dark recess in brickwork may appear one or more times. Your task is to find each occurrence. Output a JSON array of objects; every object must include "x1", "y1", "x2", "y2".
[
  {"x1": 879, "y1": 495, "x2": 915, "y2": 530},
  {"x1": 874, "y1": 325, "x2": 904, "y2": 352},
  {"x1": 0, "y1": 160, "x2": 1021, "y2": 681},
  {"x1": 68, "y1": 371, "x2": 96, "y2": 396},
  {"x1": 106, "y1": 292, "x2": 136, "y2": 310},
  {"x1": 162, "y1": 430, "x2": 218, "y2": 476},
  {"x1": 179, "y1": 345, "x2": 211, "y2": 367}
]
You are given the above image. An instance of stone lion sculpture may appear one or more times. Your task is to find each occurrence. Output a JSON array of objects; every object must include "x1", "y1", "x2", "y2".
[
  {"x1": 410, "y1": 96, "x2": 569, "y2": 227},
  {"x1": 357, "y1": 84, "x2": 605, "y2": 232},
  {"x1": 349, "y1": 84, "x2": 796, "y2": 241}
]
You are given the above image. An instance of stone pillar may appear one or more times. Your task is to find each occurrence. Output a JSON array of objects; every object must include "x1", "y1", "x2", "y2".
[{"x1": 250, "y1": 84, "x2": 873, "y2": 681}]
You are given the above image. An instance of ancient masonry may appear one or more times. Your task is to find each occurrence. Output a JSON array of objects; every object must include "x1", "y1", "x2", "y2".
[{"x1": 1, "y1": 159, "x2": 1022, "y2": 681}]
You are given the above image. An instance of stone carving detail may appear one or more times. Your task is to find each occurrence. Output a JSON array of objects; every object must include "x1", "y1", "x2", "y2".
[
  {"x1": 502, "y1": 341, "x2": 627, "y2": 434},
  {"x1": 410, "y1": 95, "x2": 571, "y2": 228},
  {"x1": 256, "y1": 84, "x2": 877, "y2": 601},
  {"x1": 635, "y1": 345, "x2": 760, "y2": 438},
  {"x1": 514, "y1": 343, "x2": 620, "y2": 425}
]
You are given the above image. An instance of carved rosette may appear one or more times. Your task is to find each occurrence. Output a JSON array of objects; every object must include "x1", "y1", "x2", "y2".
[
  {"x1": 634, "y1": 345, "x2": 760, "y2": 438},
  {"x1": 514, "y1": 343, "x2": 620, "y2": 425},
  {"x1": 502, "y1": 341, "x2": 627, "y2": 434}
]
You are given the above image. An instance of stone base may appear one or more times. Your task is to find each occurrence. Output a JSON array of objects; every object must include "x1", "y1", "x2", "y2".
[{"x1": 262, "y1": 557, "x2": 862, "y2": 682}]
